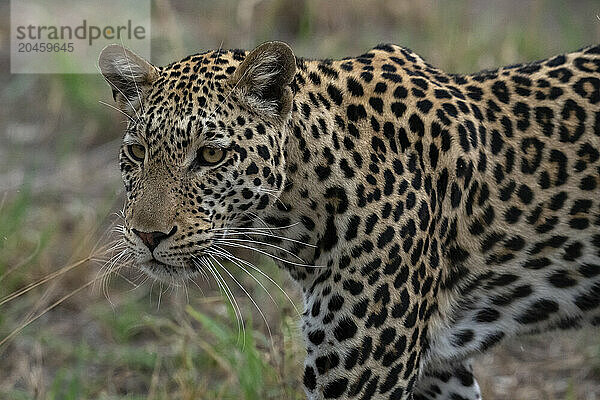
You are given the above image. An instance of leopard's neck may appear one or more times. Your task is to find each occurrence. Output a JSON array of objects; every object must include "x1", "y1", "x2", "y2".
[
  {"x1": 258, "y1": 65, "x2": 354, "y2": 284},
  {"x1": 257, "y1": 56, "x2": 446, "y2": 287}
]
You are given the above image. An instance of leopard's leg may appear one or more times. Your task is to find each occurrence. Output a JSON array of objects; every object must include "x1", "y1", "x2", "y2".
[{"x1": 413, "y1": 360, "x2": 481, "y2": 400}]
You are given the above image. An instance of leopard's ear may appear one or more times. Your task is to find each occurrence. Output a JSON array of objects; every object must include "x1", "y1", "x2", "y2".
[
  {"x1": 231, "y1": 41, "x2": 296, "y2": 118},
  {"x1": 98, "y1": 44, "x2": 158, "y2": 116}
]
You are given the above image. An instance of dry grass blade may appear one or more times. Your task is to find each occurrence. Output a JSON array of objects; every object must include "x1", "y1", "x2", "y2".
[
  {"x1": 0, "y1": 238, "x2": 119, "y2": 307},
  {"x1": 0, "y1": 256, "x2": 92, "y2": 307},
  {"x1": 0, "y1": 270, "x2": 110, "y2": 349},
  {"x1": 0, "y1": 238, "x2": 42, "y2": 284}
]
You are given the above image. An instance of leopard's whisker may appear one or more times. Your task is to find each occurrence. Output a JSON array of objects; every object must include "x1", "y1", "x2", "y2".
[
  {"x1": 208, "y1": 249, "x2": 278, "y2": 308},
  {"x1": 95, "y1": 61, "x2": 142, "y2": 124},
  {"x1": 191, "y1": 259, "x2": 210, "y2": 289},
  {"x1": 208, "y1": 222, "x2": 301, "y2": 232},
  {"x1": 125, "y1": 267, "x2": 151, "y2": 289},
  {"x1": 95, "y1": 246, "x2": 129, "y2": 284},
  {"x1": 209, "y1": 245, "x2": 300, "y2": 316},
  {"x1": 99, "y1": 100, "x2": 138, "y2": 124},
  {"x1": 204, "y1": 41, "x2": 257, "y2": 124},
  {"x1": 99, "y1": 251, "x2": 134, "y2": 303},
  {"x1": 208, "y1": 254, "x2": 273, "y2": 347},
  {"x1": 190, "y1": 257, "x2": 211, "y2": 282},
  {"x1": 214, "y1": 240, "x2": 325, "y2": 268},
  {"x1": 112, "y1": 268, "x2": 144, "y2": 290},
  {"x1": 202, "y1": 257, "x2": 245, "y2": 340},
  {"x1": 255, "y1": 189, "x2": 288, "y2": 210},
  {"x1": 157, "y1": 281, "x2": 164, "y2": 310},
  {"x1": 214, "y1": 237, "x2": 305, "y2": 262},
  {"x1": 119, "y1": 37, "x2": 146, "y2": 115},
  {"x1": 239, "y1": 210, "x2": 274, "y2": 233},
  {"x1": 170, "y1": 260, "x2": 191, "y2": 303},
  {"x1": 215, "y1": 229, "x2": 317, "y2": 248}
]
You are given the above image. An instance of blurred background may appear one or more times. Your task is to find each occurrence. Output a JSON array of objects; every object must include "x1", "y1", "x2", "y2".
[{"x1": 0, "y1": 0, "x2": 599, "y2": 399}]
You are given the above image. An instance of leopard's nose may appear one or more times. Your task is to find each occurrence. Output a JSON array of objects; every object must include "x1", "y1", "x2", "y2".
[{"x1": 132, "y1": 226, "x2": 177, "y2": 252}]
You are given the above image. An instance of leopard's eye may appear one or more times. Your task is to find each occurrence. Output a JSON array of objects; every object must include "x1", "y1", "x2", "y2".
[
  {"x1": 194, "y1": 146, "x2": 226, "y2": 167},
  {"x1": 127, "y1": 144, "x2": 146, "y2": 163}
]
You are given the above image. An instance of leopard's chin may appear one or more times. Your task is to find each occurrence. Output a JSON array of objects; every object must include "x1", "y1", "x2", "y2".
[{"x1": 139, "y1": 259, "x2": 200, "y2": 282}]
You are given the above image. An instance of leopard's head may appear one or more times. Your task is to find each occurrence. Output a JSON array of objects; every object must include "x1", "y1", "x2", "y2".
[{"x1": 99, "y1": 42, "x2": 296, "y2": 280}]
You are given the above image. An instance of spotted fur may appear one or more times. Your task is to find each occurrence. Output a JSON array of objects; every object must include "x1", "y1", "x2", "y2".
[{"x1": 99, "y1": 41, "x2": 600, "y2": 399}]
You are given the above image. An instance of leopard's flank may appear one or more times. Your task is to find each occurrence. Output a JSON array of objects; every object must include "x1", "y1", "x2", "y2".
[{"x1": 99, "y1": 41, "x2": 600, "y2": 399}]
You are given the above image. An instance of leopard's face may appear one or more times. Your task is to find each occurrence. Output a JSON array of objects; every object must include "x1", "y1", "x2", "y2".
[{"x1": 100, "y1": 43, "x2": 296, "y2": 280}]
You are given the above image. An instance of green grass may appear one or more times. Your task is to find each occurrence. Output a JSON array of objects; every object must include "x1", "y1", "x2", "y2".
[{"x1": 2, "y1": 278, "x2": 304, "y2": 399}]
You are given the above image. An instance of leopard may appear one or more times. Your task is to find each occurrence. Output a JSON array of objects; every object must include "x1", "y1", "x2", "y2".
[{"x1": 99, "y1": 40, "x2": 600, "y2": 399}]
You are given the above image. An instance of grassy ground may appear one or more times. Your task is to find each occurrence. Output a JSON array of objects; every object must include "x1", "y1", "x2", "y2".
[{"x1": 1, "y1": 0, "x2": 600, "y2": 398}]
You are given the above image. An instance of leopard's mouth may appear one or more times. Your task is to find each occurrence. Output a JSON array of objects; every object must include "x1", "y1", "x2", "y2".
[{"x1": 138, "y1": 258, "x2": 201, "y2": 281}]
